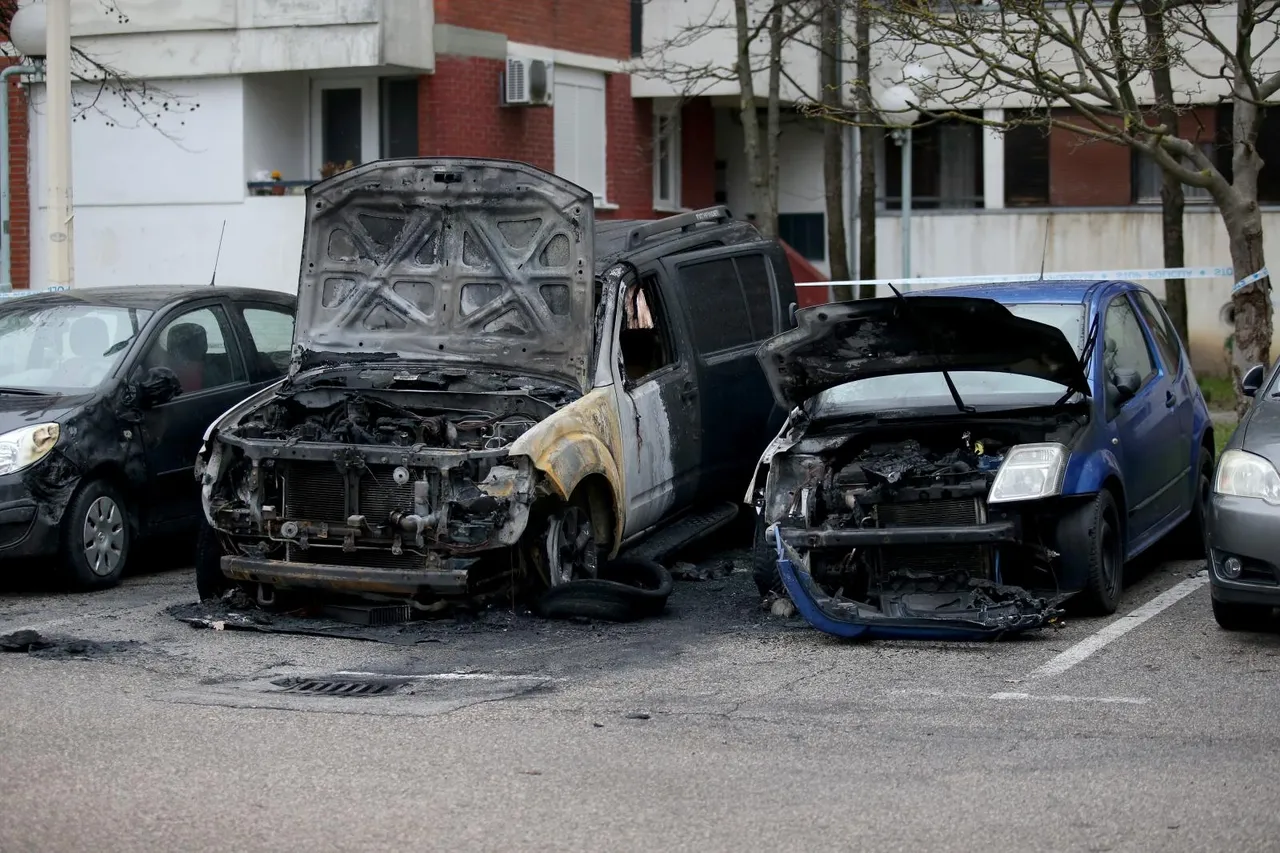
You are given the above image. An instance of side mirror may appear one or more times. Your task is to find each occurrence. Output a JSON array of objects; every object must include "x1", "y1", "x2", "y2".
[
  {"x1": 1112, "y1": 368, "x2": 1142, "y2": 402},
  {"x1": 788, "y1": 301, "x2": 798, "y2": 328},
  {"x1": 1241, "y1": 363, "x2": 1266, "y2": 398},
  {"x1": 133, "y1": 366, "x2": 181, "y2": 409}
]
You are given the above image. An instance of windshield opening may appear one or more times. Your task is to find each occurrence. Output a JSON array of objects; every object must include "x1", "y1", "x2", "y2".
[
  {"x1": 0, "y1": 303, "x2": 153, "y2": 392},
  {"x1": 810, "y1": 302, "x2": 1086, "y2": 417}
]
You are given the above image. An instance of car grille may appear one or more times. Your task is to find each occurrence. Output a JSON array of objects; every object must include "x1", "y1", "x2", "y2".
[{"x1": 875, "y1": 498, "x2": 988, "y2": 577}]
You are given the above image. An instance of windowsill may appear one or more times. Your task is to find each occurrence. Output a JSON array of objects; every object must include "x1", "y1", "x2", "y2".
[
  {"x1": 594, "y1": 199, "x2": 620, "y2": 211},
  {"x1": 653, "y1": 203, "x2": 689, "y2": 214}
]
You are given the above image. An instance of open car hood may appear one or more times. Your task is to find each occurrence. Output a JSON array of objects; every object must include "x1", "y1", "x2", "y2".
[
  {"x1": 757, "y1": 295, "x2": 1090, "y2": 409},
  {"x1": 295, "y1": 158, "x2": 596, "y2": 393}
]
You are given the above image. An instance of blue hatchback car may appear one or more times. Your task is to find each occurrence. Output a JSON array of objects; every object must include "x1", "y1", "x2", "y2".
[{"x1": 747, "y1": 280, "x2": 1213, "y2": 640}]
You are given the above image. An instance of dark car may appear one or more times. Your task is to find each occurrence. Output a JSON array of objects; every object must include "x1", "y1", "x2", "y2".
[
  {"x1": 748, "y1": 280, "x2": 1213, "y2": 640},
  {"x1": 0, "y1": 285, "x2": 297, "y2": 589},
  {"x1": 1207, "y1": 360, "x2": 1280, "y2": 630},
  {"x1": 195, "y1": 157, "x2": 796, "y2": 608}
]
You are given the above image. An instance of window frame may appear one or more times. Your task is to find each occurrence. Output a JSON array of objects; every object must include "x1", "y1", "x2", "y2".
[
  {"x1": 138, "y1": 302, "x2": 249, "y2": 399},
  {"x1": 235, "y1": 302, "x2": 298, "y2": 383},
  {"x1": 1101, "y1": 293, "x2": 1158, "y2": 418},
  {"x1": 1131, "y1": 290, "x2": 1183, "y2": 375},
  {"x1": 379, "y1": 76, "x2": 420, "y2": 160},
  {"x1": 777, "y1": 212, "x2": 825, "y2": 262},
  {"x1": 653, "y1": 101, "x2": 682, "y2": 211},
  {"x1": 618, "y1": 272, "x2": 680, "y2": 387},
  {"x1": 309, "y1": 77, "x2": 379, "y2": 178},
  {"x1": 554, "y1": 66, "x2": 609, "y2": 205},
  {"x1": 1132, "y1": 144, "x2": 1214, "y2": 205}
]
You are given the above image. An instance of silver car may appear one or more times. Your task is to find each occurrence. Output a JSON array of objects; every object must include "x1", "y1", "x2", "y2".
[{"x1": 1208, "y1": 362, "x2": 1280, "y2": 630}]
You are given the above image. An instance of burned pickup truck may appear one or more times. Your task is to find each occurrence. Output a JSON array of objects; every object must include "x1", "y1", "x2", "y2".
[
  {"x1": 195, "y1": 157, "x2": 796, "y2": 609},
  {"x1": 749, "y1": 284, "x2": 1214, "y2": 640}
]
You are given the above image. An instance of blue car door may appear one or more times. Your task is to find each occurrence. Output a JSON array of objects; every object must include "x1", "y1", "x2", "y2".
[{"x1": 1099, "y1": 293, "x2": 1184, "y2": 543}]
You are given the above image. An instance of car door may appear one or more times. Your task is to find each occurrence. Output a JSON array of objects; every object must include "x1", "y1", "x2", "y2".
[
  {"x1": 659, "y1": 245, "x2": 779, "y2": 502},
  {"x1": 1100, "y1": 292, "x2": 1183, "y2": 541},
  {"x1": 135, "y1": 301, "x2": 253, "y2": 528},
  {"x1": 611, "y1": 268, "x2": 701, "y2": 537},
  {"x1": 1131, "y1": 289, "x2": 1196, "y2": 505},
  {"x1": 230, "y1": 299, "x2": 297, "y2": 384}
]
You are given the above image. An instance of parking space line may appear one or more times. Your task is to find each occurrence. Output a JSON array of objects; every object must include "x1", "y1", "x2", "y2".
[
  {"x1": 989, "y1": 691, "x2": 1148, "y2": 705},
  {"x1": 1024, "y1": 571, "x2": 1209, "y2": 682}
]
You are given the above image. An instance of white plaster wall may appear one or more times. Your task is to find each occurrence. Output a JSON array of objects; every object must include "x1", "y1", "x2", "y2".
[{"x1": 243, "y1": 73, "x2": 307, "y2": 183}]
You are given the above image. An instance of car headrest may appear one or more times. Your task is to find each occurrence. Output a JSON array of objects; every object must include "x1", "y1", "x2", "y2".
[
  {"x1": 69, "y1": 315, "x2": 110, "y2": 359},
  {"x1": 167, "y1": 322, "x2": 208, "y2": 362}
]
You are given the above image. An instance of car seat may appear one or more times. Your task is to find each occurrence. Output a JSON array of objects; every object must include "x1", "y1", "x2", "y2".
[
  {"x1": 166, "y1": 323, "x2": 207, "y2": 392},
  {"x1": 62, "y1": 315, "x2": 110, "y2": 385}
]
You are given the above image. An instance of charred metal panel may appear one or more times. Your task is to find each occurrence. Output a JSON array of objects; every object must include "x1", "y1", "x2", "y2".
[{"x1": 296, "y1": 158, "x2": 596, "y2": 394}]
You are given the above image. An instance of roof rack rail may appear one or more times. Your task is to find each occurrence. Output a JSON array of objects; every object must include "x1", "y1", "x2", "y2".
[{"x1": 625, "y1": 205, "x2": 732, "y2": 250}]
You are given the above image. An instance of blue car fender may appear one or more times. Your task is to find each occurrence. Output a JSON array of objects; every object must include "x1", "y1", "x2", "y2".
[{"x1": 1062, "y1": 445, "x2": 1124, "y2": 500}]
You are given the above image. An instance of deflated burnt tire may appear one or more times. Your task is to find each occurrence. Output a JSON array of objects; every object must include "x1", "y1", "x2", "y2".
[
  {"x1": 59, "y1": 479, "x2": 130, "y2": 591},
  {"x1": 537, "y1": 557, "x2": 674, "y2": 622},
  {"x1": 1058, "y1": 488, "x2": 1124, "y2": 616},
  {"x1": 195, "y1": 520, "x2": 231, "y2": 601}
]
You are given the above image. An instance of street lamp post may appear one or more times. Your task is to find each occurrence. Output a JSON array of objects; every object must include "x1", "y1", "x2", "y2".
[{"x1": 878, "y1": 84, "x2": 920, "y2": 288}]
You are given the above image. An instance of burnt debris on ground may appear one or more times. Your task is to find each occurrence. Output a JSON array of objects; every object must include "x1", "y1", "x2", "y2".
[{"x1": 0, "y1": 629, "x2": 143, "y2": 658}]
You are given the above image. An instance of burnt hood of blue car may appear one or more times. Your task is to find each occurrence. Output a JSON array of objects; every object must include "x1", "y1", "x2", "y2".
[
  {"x1": 757, "y1": 296, "x2": 1091, "y2": 410},
  {"x1": 295, "y1": 157, "x2": 596, "y2": 394}
]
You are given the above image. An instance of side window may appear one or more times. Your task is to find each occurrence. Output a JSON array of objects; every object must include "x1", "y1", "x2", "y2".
[
  {"x1": 140, "y1": 306, "x2": 245, "y2": 395},
  {"x1": 1133, "y1": 290, "x2": 1181, "y2": 373},
  {"x1": 1102, "y1": 296, "x2": 1156, "y2": 400},
  {"x1": 678, "y1": 257, "x2": 753, "y2": 353},
  {"x1": 619, "y1": 275, "x2": 675, "y2": 384},
  {"x1": 735, "y1": 254, "x2": 777, "y2": 341},
  {"x1": 240, "y1": 305, "x2": 296, "y2": 381}
]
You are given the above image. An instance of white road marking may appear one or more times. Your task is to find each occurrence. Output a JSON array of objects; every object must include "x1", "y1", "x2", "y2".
[
  {"x1": 989, "y1": 691, "x2": 1148, "y2": 705},
  {"x1": 1025, "y1": 571, "x2": 1209, "y2": 681}
]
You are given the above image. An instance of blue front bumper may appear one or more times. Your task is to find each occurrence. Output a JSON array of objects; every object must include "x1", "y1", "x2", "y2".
[{"x1": 771, "y1": 527, "x2": 1064, "y2": 642}]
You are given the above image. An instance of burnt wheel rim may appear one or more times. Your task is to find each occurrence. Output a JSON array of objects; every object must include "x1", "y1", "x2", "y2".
[
  {"x1": 82, "y1": 496, "x2": 125, "y2": 577},
  {"x1": 1100, "y1": 512, "x2": 1121, "y2": 600},
  {"x1": 545, "y1": 505, "x2": 598, "y2": 586}
]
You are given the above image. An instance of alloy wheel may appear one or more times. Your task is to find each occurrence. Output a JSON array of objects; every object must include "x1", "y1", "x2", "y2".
[{"x1": 545, "y1": 505, "x2": 598, "y2": 586}]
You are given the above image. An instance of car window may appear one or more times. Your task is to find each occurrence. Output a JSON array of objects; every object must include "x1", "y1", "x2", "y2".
[
  {"x1": 1102, "y1": 295, "x2": 1156, "y2": 385},
  {"x1": 677, "y1": 257, "x2": 753, "y2": 353},
  {"x1": 0, "y1": 303, "x2": 152, "y2": 392},
  {"x1": 240, "y1": 305, "x2": 296, "y2": 381},
  {"x1": 1133, "y1": 290, "x2": 1181, "y2": 372},
  {"x1": 139, "y1": 306, "x2": 245, "y2": 396},
  {"x1": 620, "y1": 275, "x2": 676, "y2": 384},
  {"x1": 735, "y1": 254, "x2": 776, "y2": 341}
]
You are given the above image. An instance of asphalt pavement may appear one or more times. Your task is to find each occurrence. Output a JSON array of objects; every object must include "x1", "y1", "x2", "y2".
[{"x1": 1, "y1": 542, "x2": 1277, "y2": 853}]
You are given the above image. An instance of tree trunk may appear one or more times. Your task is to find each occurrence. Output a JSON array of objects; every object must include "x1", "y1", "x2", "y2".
[
  {"x1": 1223, "y1": 197, "x2": 1272, "y2": 416},
  {"x1": 854, "y1": 1, "x2": 876, "y2": 297},
  {"x1": 761, "y1": 4, "x2": 783, "y2": 239},
  {"x1": 1140, "y1": 1, "x2": 1188, "y2": 343},
  {"x1": 820, "y1": 0, "x2": 851, "y2": 298},
  {"x1": 732, "y1": 0, "x2": 769, "y2": 235}
]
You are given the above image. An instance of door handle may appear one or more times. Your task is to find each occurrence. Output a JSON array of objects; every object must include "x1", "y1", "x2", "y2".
[
  {"x1": 680, "y1": 380, "x2": 696, "y2": 401},
  {"x1": 1165, "y1": 390, "x2": 1177, "y2": 408}
]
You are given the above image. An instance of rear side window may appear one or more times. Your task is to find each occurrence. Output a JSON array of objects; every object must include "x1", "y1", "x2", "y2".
[
  {"x1": 1133, "y1": 290, "x2": 1182, "y2": 373},
  {"x1": 677, "y1": 252, "x2": 776, "y2": 354},
  {"x1": 240, "y1": 305, "x2": 296, "y2": 381}
]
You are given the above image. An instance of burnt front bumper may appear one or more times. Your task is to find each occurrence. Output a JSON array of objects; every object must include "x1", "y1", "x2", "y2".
[
  {"x1": 221, "y1": 554, "x2": 478, "y2": 597},
  {"x1": 0, "y1": 473, "x2": 61, "y2": 561}
]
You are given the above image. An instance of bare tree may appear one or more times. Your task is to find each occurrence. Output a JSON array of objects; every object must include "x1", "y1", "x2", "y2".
[
  {"x1": 634, "y1": 0, "x2": 820, "y2": 238},
  {"x1": 852, "y1": 0, "x2": 876, "y2": 295},
  {"x1": 831, "y1": 0, "x2": 1276, "y2": 408},
  {"x1": 819, "y1": 0, "x2": 851, "y2": 292},
  {"x1": 2, "y1": 0, "x2": 199, "y2": 142}
]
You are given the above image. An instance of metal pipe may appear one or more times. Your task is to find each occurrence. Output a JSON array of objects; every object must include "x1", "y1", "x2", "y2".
[
  {"x1": 901, "y1": 126, "x2": 913, "y2": 288},
  {"x1": 46, "y1": 0, "x2": 74, "y2": 288},
  {"x1": 0, "y1": 64, "x2": 37, "y2": 292}
]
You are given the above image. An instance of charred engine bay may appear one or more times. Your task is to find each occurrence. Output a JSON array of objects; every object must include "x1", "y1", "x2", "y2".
[
  {"x1": 773, "y1": 413, "x2": 1084, "y2": 616},
  {"x1": 206, "y1": 379, "x2": 572, "y2": 597}
]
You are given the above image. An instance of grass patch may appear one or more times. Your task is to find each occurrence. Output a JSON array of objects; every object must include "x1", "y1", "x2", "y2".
[
  {"x1": 1199, "y1": 375, "x2": 1237, "y2": 411},
  {"x1": 1214, "y1": 423, "x2": 1234, "y2": 459}
]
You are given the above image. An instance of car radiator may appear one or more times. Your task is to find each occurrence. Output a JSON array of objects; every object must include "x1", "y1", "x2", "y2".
[
  {"x1": 282, "y1": 463, "x2": 425, "y2": 571},
  {"x1": 874, "y1": 497, "x2": 990, "y2": 577}
]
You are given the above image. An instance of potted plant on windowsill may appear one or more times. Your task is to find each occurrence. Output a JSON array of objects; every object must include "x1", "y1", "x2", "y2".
[
  {"x1": 270, "y1": 170, "x2": 285, "y2": 196},
  {"x1": 319, "y1": 160, "x2": 356, "y2": 180}
]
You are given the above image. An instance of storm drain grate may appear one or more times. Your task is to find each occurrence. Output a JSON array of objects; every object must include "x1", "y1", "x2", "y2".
[{"x1": 268, "y1": 676, "x2": 411, "y2": 697}]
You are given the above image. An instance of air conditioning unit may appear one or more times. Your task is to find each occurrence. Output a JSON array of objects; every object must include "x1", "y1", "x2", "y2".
[{"x1": 502, "y1": 57, "x2": 553, "y2": 107}]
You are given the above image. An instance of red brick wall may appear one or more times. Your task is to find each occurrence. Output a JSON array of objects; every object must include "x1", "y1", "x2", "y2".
[
  {"x1": 1, "y1": 56, "x2": 29, "y2": 290},
  {"x1": 603, "y1": 74, "x2": 651, "y2": 219},
  {"x1": 417, "y1": 57, "x2": 554, "y2": 171},
  {"x1": 434, "y1": 0, "x2": 631, "y2": 60},
  {"x1": 1049, "y1": 111, "x2": 1129, "y2": 206},
  {"x1": 680, "y1": 98, "x2": 716, "y2": 209}
]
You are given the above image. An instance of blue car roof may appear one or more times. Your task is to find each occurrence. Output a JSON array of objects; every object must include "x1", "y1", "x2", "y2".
[{"x1": 920, "y1": 280, "x2": 1126, "y2": 305}]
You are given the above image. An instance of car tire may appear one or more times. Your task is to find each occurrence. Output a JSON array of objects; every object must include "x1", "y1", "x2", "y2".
[
  {"x1": 1058, "y1": 488, "x2": 1124, "y2": 616},
  {"x1": 195, "y1": 519, "x2": 231, "y2": 601},
  {"x1": 1211, "y1": 597, "x2": 1274, "y2": 632},
  {"x1": 1172, "y1": 450, "x2": 1214, "y2": 558},
  {"x1": 60, "y1": 479, "x2": 131, "y2": 591},
  {"x1": 752, "y1": 513, "x2": 782, "y2": 598}
]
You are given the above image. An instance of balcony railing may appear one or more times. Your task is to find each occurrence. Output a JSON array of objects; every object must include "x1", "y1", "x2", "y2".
[{"x1": 247, "y1": 180, "x2": 313, "y2": 197}]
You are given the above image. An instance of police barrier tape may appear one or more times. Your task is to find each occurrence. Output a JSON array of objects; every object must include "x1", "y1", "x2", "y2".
[{"x1": 813, "y1": 265, "x2": 1271, "y2": 294}]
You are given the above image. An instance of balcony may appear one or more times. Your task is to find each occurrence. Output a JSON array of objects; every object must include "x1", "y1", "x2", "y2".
[{"x1": 66, "y1": 0, "x2": 435, "y2": 79}]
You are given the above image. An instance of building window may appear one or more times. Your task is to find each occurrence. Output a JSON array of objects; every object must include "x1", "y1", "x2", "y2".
[
  {"x1": 1133, "y1": 144, "x2": 1214, "y2": 204},
  {"x1": 310, "y1": 77, "x2": 419, "y2": 179},
  {"x1": 1004, "y1": 122, "x2": 1050, "y2": 206},
  {"x1": 882, "y1": 115, "x2": 984, "y2": 210},
  {"x1": 653, "y1": 103, "x2": 681, "y2": 209},
  {"x1": 554, "y1": 67, "x2": 608, "y2": 203},
  {"x1": 380, "y1": 78, "x2": 419, "y2": 159},
  {"x1": 631, "y1": 0, "x2": 644, "y2": 57},
  {"x1": 778, "y1": 213, "x2": 825, "y2": 261}
]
